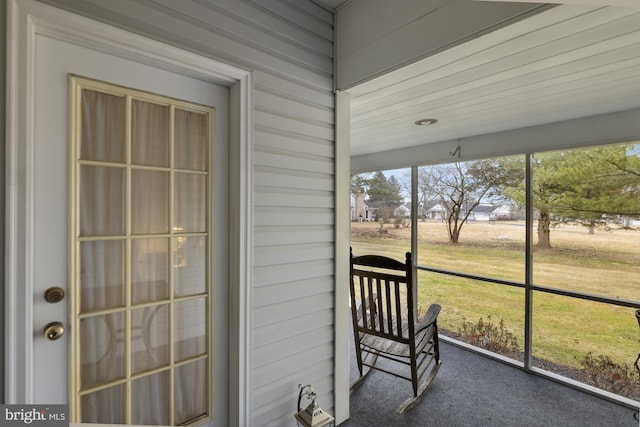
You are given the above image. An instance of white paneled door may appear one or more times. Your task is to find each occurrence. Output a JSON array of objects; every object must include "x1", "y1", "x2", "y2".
[{"x1": 29, "y1": 32, "x2": 229, "y2": 426}]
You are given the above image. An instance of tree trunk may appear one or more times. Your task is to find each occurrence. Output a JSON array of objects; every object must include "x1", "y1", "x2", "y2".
[
  {"x1": 451, "y1": 229, "x2": 460, "y2": 244},
  {"x1": 537, "y1": 209, "x2": 552, "y2": 248},
  {"x1": 448, "y1": 214, "x2": 460, "y2": 244}
]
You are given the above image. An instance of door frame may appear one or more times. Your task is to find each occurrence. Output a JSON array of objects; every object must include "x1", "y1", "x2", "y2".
[{"x1": 5, "y1": 0, "x2": 254, "y2": 425}]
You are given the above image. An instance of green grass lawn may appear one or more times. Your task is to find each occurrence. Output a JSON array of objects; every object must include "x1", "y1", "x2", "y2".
[{"x1": 351, "y1": 220, "x2": 640, "y2": 393}]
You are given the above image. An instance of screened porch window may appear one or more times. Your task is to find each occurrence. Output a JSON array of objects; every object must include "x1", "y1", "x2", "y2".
[{"x1": 351, "y1": 143, "x2": 640, "y2": 404}]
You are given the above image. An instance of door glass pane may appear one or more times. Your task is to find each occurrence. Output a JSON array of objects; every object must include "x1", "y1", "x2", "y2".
[
  {"x1": 132, "y1": 100, "x2": 169, "y2": 167},
  {"x1": 81, "y1": 89, "x2": 125, "y2": 163},
  {"x1": 80, "y1": 240, "x2": 125, "y2": 313},
  {"x1": 175, "y1": 360, "x2": 208, "y2": 425},
  {"x1": 132, "y1": 305, "x2": 169, "y2": 374},
  {"x1": 80, "y1": 165, "x2": 125, "y2": 236},
  {"x1": 175, "y1": 172, "x2": 206, "y2": 233},
  {"x1": 174, "y1": 298, "x2": 207, "y2": 361},
  {"x1": 131, "y1": 238, "x2": 169, "y2": 304},
  {"x1": 132, "y1": 169, "x2": 169, "y2": 235},
  {"x1": 175, "y1": 108, "x2": 208, "y2": 171},
  {"x1": 73, "y1": 78, "x2": 212, "y2": 425},
  {"x1": 81, "y1": 384, "x2": 126, "y2": 424},
  {"x1": 174, "y1": 236, "x2": 206, "y2": 297},
  {"x1": 80, "y1": 313, "x2": 126, "y2": 389},
  {"x1": 131, "y1": 372, "x2": 170, "y2": 425}
]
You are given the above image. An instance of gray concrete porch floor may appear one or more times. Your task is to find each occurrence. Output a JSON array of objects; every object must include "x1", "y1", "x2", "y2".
[{"x1": 342, "y1": 339, "x2": 639, "y2": 426}]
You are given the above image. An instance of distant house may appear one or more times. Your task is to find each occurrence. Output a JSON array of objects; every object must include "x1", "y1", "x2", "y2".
[
  {"x1": 492, "y1": 205, "x2": 513, "y2": 220},
  {"x1": 351, "y1": 189, "x2": 377, "y2": 221},
  {"x1": 396, "y1": 201, "x2": 433, "y2": 218},
  {"x1": 468, "y1": 204, "x2": 512, "y2": 221},
  {"x1": 424, "y1": 200, "x2": 446, "y2": 220},
  {"x1": 394, "y1": 202, "x2": 411, "y2": 217},
  {"x1": 622, "y1": 216, "x2": 640, "y2": 227}
]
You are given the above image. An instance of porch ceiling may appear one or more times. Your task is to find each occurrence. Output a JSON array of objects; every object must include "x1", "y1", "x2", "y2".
[{"x1": 347, "y1": 4, "x2": 640, "y2": 157}]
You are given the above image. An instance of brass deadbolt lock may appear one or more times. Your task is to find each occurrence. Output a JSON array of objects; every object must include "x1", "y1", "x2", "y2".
[
  {"x1": 44, "y1": 321, "x2": 65, "y2": 341},
  {"x1": 44, "y1": 287, "x2": 65, "y2": 303}
]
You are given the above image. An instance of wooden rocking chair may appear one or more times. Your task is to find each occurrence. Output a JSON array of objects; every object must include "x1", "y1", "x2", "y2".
[{"x1": 349, "y1": 248, "x2": 441, "y2": 413}]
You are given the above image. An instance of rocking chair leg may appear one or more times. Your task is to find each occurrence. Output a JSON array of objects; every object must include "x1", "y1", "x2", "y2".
[
  {"x1": 395, "y1": 360, "x2": 441, "y2": 414},
  {"x1": 350, "y1": 350, "x2": 379, "y2": 392}
]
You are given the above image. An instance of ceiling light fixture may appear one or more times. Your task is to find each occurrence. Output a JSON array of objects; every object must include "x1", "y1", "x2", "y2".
[{"x1": 414, "y1": 118, "x2": 438, "y2": 126}]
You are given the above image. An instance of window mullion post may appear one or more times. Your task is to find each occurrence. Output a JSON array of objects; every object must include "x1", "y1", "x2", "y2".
[
  {"x1": 125, "y1": 94, "x2": 133, "y2": 425},
  {"x1": 411, "y1": 166, "x2": 418, "y2": 319},
  {"x1": 524, "y1": 153, "x2": 534, "y2": 369},
  {"x1": 169, "y1": 105, "x2": 176, "y2": 426}
]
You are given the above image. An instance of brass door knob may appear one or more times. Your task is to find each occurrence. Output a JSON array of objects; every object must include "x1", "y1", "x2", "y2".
[{"x1": 44, "y1": 321, "x2": 64, "y2": 341}]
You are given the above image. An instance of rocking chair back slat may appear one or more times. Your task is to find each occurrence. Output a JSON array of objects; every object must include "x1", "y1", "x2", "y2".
[
  {"x1": 385, "y1": 282, "x2": 393, "y2": 335},
  {"x1": 394, "y1": 280, "x2": 403, "y2": 338}
]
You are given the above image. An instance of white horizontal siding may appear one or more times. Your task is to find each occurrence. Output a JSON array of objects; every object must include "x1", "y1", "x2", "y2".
[
  {"x1": 152, "y1": 0, "x2": 332, "y2": 72},
  {"x1": 254, "y1": 242, "x2": 334, "y2": 267},
  {"x1": 33, "y1": 1, "x2": 336, "y2": 426},
  {"x1": 254, "y1": 149, "x2": 334, "y2": 175},
  {"x1": 253, "y1": 359, "x2": 333, "y2": 413},
  {"x1": 254, "y1": 167, "x2": 333, "y2": 192},
  {"x1": 255, "y1": 207, "x2": 334, "y2": 227},
  {"x1": 254, "y1": 225, "x2": 334, "y2": 246},
  {"x1": 255, "y1": 127, "x2": 334, "y2": 157},
  {"x1": 256, "y1": 72, "x2": 334, "y2": 107},
  {"x1": 253, "y1": 323, "x2": 334, "y2": 368},
  {"x1": 254, "y1": 345, "x2": 334, "y2": 389},
  {"x1": 255, "y1": 109, "x2": 334, "y2": 140},
  {"x1": 41, "y1": 0, "x2": 332, "y2": 88},
  {"x1": 253, "y1": 368, "x2": 333, "y2": 427},
  {"x1": 254, "y1": 276, "x2": 334, "y2": 307},
  {"x1": 254, "y1": 0, "x2": 334, "y2": 40},
  {"x1": 254, "y1": 188, "x2": 334, "y2": 208},
  {"x1": 254, "y1": 310, "x2": 334, "y2": 350},
  {"x1": 254, "y1": 260, "x2": 334, "y2": 288},
  {"x1": 255, "y1": 86, "x2": 334, "y2": 125}
]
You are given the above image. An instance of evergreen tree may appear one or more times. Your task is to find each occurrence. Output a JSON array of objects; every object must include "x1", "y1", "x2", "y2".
[
  {"x1": 506, "y1": 144, "x2": 640, "y2": 247},
  {"x1": 366, "y1": 171, "x2": 403, "y2": 207},
  {"x1": 534, "y1": 145, "x2": 640, "y2": 239}
]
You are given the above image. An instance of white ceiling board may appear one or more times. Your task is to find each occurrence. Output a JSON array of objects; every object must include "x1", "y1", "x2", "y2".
[
  {"x1": 351, "y1": 108, "x2": 640, "y2": 173},
  {"x1": 473, "y1": 0, "x2": 640, "y2": 7},
  {"x1": 311, "y1": 0, "x2": 350, "y2": 11},
  {"x1": 348, "y1": 5, "x2": 640, "y2": 159},
  {"x1": 335, "y1": 0, "x2": 549, "y2": 89}
]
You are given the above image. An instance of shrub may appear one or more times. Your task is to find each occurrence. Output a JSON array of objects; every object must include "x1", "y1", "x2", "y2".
[
  {"x1": 580, "y1": 352, "x2": 639, "y2": 399},
  {"x1": 393, "y1": 216, "x2": 410, "y2": 229},
  {"x1": 457, "y1": 316, "x2": 520, "y2": 357}
]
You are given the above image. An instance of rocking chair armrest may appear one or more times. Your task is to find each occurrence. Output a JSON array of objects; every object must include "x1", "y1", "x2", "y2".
[{"x1": 416, "y1": 303, "x2": 441, "y2": 333}]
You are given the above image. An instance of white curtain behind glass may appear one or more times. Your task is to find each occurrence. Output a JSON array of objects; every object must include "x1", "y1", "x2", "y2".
[{"x1": 79, "y1": 89, "x2": 209, "y2": 425}]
